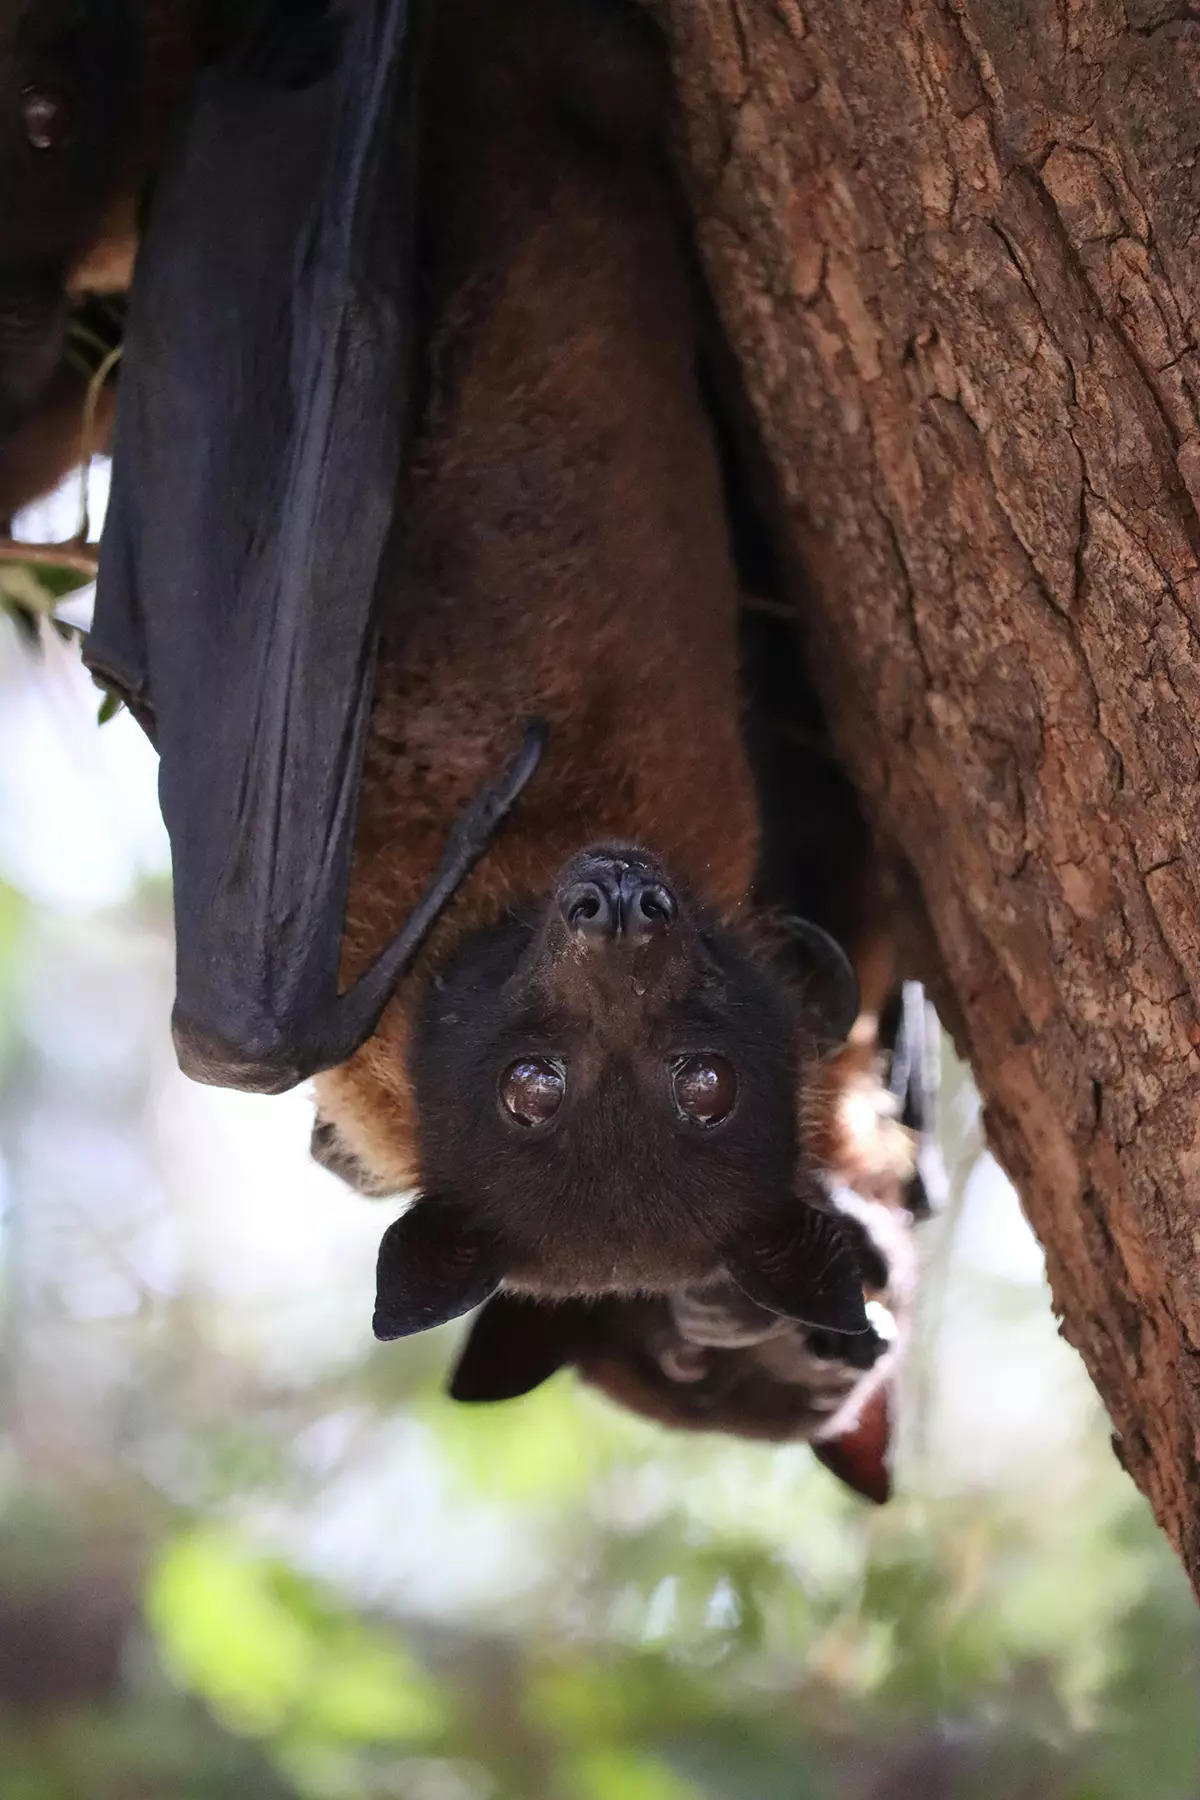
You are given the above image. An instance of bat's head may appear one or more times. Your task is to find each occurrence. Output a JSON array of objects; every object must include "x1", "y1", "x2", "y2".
[
  {"x1": 351, "y1": 844, "x2": 870, "y2": 1342},
  {"x1": 0, "y1": 1, "x2": 136, "y2": 426},
  {"x1": 446, "y1": 1188, "x2": 914, "y2": 1503}
]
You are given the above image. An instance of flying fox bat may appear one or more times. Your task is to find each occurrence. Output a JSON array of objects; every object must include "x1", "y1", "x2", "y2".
[{"x1": 77, "y1": 0, "x2": 934, "y2": 1358}]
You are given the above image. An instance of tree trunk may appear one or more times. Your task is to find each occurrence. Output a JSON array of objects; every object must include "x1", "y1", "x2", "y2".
[{"x1": 654, "y1": 0, "x2": 1200, "y2": 1590}]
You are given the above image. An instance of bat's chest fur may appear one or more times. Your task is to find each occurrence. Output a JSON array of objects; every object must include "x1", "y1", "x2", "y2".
[{"x1": 345, "y1": 0, "x2": 759, "y2": 974}]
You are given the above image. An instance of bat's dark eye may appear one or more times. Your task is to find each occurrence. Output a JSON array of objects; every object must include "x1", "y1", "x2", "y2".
[
  {"x1": 499, "y1": 1057, "x2": 565, "y2": 1127},
  {"x1": 22, "y1": 86, "x2": 71, "y2": 152},
  {"x1": 672, "y1": 1054, "x2": 736, "y2": 1126}
]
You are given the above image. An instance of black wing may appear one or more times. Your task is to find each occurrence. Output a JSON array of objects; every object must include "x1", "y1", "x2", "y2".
[{"x1": 85, "y1": 0, "x2": 428, "y2": 1093}]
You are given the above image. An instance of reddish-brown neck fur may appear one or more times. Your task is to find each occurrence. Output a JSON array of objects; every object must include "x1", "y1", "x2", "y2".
[{"x1": 316, "y1": 0, "x2": 758, "y2": 1184}]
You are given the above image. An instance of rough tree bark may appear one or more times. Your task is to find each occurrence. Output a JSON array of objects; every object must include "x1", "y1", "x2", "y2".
[{"x1": 652, "y1": 0, "x2": 1200, "y2": 1589}]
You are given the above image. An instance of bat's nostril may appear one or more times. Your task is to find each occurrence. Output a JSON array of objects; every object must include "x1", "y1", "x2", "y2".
[
  {"x1": 561, "y1": 879, "x2": 618, "y2": 939},
  {"x1": 637, "y1": 882, "x2": 675, "y2": 925}
]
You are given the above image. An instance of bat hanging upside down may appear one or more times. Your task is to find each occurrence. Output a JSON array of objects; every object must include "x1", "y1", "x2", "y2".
[{"x1": 304, "y1": 0, "x2": 938, "y2": 1495}]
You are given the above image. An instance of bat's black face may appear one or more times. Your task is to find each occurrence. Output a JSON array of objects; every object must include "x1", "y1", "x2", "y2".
[
  {"x1": 370, "y1": 847, "x2": 871, "y2": 1342},
  {"x1": 415, "y1": 845, "x2": 800, "y2": 1289},
  {"x1": 0, "y1": 0, "x2": 135, "y2": 425}
]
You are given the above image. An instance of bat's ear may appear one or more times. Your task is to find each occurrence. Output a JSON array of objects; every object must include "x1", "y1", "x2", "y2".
[
  {"x1": 786, "y1": 918, "x2": 861, "y2": 1045},
  {"x1": 726, "y1": 1201, "x2": 869, "y2": 1335},
  {"x1": 813, "y1": 1382, "x2": 892, "y2": 1504},
  {"x1": 449, "y1": 1294, "x2": 579, "y2": 1402},
  {"x1": 373, "y1": 1200, "x2": 504, "y2": 1341}
]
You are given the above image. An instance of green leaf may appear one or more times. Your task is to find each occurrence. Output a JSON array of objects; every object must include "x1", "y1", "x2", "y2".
[
  {"x1": 147, "y1": 1528, "x2": 315, "y2": 1737},
  {"x1": 0, "y1": 560, "x2": 92, "y2": 607},
  {"x1": 566, "y1": 1748, "x2": 700, "y2": 1800},
  {"x1": 97, "y1": 688, "x2": 125, "y2": 725},
  {"x1": 146, "y1": 1527, "x2": 450, "y2": 1749}
]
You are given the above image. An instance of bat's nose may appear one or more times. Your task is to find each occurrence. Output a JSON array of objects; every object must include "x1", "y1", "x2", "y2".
[{"x1": 560, "y1": 858, "x2": 677, "y2": 946}]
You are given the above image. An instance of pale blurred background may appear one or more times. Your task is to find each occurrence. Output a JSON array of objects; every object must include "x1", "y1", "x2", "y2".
[{"x1": 0, "y1": 472, "x2": 1197, "y2": 1800}]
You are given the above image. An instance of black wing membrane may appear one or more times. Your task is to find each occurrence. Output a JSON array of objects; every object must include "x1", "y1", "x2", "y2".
[{"x1": 84, "y1": 0, "x2": 465, "y2": 1094}]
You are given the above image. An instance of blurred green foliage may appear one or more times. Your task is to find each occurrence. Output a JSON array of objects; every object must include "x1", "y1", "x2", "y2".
[
  {"x1": 0, "y1": 1322, "x2": 1196, "y2": 1800},
  {"x1": 0, "y1": 557, "x2": 92, "y2": 649}
]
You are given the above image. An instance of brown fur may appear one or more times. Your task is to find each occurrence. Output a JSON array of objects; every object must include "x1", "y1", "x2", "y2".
[
  {"x1": 805, "y1": 1034, "x2": 917, "y2": 1203},
  {"x1": 0, "y1": 362, "x2": 116, "y2": 527},
  {"x1": 315, "y1": 0, "x2": 758, "y2": 1187}
]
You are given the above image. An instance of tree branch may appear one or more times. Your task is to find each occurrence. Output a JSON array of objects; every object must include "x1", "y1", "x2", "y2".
[{"x1": 0, "y1": 538, "x2": 99, "y2": 580}]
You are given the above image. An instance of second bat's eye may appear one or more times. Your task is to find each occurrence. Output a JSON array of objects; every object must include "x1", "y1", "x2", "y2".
[
  {"x1": 22, "y1": 87, "x2": 71, "y2": 152},
  {"x1": 672, "y1": 1054, "x2": 737, "y2": 1126},
  {"x1": 499, "y1": 1057, "x2": 565, "y2": 1127}
]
